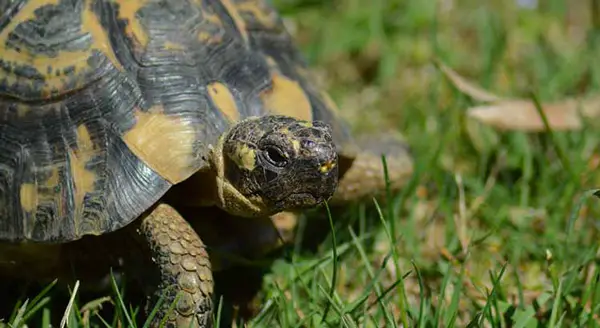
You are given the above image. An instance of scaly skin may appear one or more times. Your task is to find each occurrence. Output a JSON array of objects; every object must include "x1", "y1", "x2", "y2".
[{"x1": 139, "y1": 203, "x2": 214, "y2": 328}]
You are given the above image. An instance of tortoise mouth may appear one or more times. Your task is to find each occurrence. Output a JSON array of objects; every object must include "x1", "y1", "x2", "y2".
[{"x1": 273, "y1": 192, "x2": 328, "y2": 211}]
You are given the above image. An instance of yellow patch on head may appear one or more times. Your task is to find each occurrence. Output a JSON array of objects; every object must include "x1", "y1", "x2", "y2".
[
  {"x1": 261, "y1": 74, "x2": 313, "y2": 121},
  {"x1": 291, "y1": 139, "x2": 300, "y2": 153},
  {"x1": 123, "y1": 106, "x2": 197, "y2": 184},
  {"x1": 115, "y1": 0, "x2": 149, "y2": 47},
  {"x1": 319, "y1": 160, "x2": 336, "y2": 174},
  {"x1": 207, "y1": 82, "x2": 240, "y2": 122},
  {"x1": 229, "y1": 144, "x2": 256, "y2": 171}
]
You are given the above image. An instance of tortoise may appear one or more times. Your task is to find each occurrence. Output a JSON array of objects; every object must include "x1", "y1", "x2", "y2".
[{"x1": 0, "y1": 0, "x2": 414, "y2": 327}]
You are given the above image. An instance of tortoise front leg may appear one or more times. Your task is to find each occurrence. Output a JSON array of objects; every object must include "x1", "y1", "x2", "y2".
[{"x1": 139, "y1": 203, "x2": 214, "y2": 328}]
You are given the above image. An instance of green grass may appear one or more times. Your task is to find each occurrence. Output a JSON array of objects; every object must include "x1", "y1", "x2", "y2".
[{"x1": 7, "y1": 0, "x2": 600, "y2": 327}]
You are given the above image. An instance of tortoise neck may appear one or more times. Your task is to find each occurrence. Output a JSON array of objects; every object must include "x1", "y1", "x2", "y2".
[{"x1": 209, "y1": 135, "x2": 271, "y2": 217}]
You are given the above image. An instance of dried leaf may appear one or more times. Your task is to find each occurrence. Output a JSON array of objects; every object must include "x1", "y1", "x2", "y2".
[
  {"x1": 465, "y1": 97, "x2": 600, "y2": 131},
  {"x1": 437, "y1": 61, "x2": 600, "y2": 132},
  {"x1": 436, "y1": 59, "x2": 504, "y2": 103}
]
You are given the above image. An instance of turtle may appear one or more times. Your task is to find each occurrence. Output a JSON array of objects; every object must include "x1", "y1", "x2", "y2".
[{"x1": 0, "y1": 0, "x2": 414, "y2": 327}]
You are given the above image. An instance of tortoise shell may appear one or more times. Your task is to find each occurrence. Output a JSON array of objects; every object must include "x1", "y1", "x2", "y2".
[{"x1": 0, "y1": 0, "x2": 354, "y2": 243}]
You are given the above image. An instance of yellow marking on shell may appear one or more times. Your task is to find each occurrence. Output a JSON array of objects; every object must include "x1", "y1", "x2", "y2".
[
  {"x1": 115, "y1": 0, "x2": 149, "y2": 47},
  {"x1": 123, "y1": 106, "x2": 197, "y2": 184},
  {"x1": 320, "y1": 160, "x2": 336, "y2": 174},
  {"x1": 230, "y1": 144, "x2": 256, "y2": 171},
  {"x1": 77, "y1": 124, "x2": 94, "y2": 149},
  {"x1": 164, "y1": 41, "x2": 185, "y2": 51},
  {"x1": 19, "y1": 167, "x2": 63, "y2": 237},
  {"x1": 198, "y1": 30, "x2": 223, "y2": 44},
  {"x1": 19, "y1": 183, "x2": 38, "y2": 213},
  {"x1": 70, "y1": 124, "x2": 98, "y2": 217},
  {"x1": 0, "y1": 0, "x2": 122, "y2": 98},
  {"x1": 198, "y1": 31, "x2": 212, "y2": 43},
  {"x1": 197, "y1": 6, "x2": 225, "y2": 44},
  {"x1": 47, "y1": 167, "x2": 60, "y2": 186},
  {"x1": 19, "y1": 165, "x2": 61, "y2": 214},
  {"x1": 261, "y1": 74, "x2": 313, "y2": 121},
  {"x1": 75, "y1": 123, "x2": 96, "y2": 175},
  {"x1": 17, "y1": 104, "x2": 31, "y2": 117},
  {"x1": 234, "y1": 0, "x2": 279, "y2": 29},
  {"x1": 81, "y1": 0, "x2": 123, "y2": 70},
  {"x1": 69, "y1": 150, "x2": 95, "y2": 214},
  {"x1": 207, "y1": 82, "x2": 240, "y2": 122},
  {"x1": 264, "y1": 56, "x2": 278, "y2": 70},
  {"x1": 219, "y1": 0, "x2": 249, "y2": 44}
]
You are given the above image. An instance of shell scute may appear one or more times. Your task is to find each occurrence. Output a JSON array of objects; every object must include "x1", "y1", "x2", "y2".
[{"x1": 0, "y1": 0, "x2": 124, "y2": 100}]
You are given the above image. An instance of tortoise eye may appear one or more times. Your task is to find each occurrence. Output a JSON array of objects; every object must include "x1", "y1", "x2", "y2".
[
  {"x1": 301, "y1": 139, "x2": 315, "y2": 148},
  {"x1": 265, "y1": 146, "x2": 287, "y2": 167}
]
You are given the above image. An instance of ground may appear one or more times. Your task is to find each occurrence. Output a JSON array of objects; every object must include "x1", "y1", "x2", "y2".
[{"x1": 4, "y1": 0, "x2": 600, "y2": 327}]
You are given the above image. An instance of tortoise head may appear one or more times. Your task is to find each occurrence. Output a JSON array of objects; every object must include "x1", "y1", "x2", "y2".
[{"x1": 209, "y1": 115, "x2": 338, "y2": 217}]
